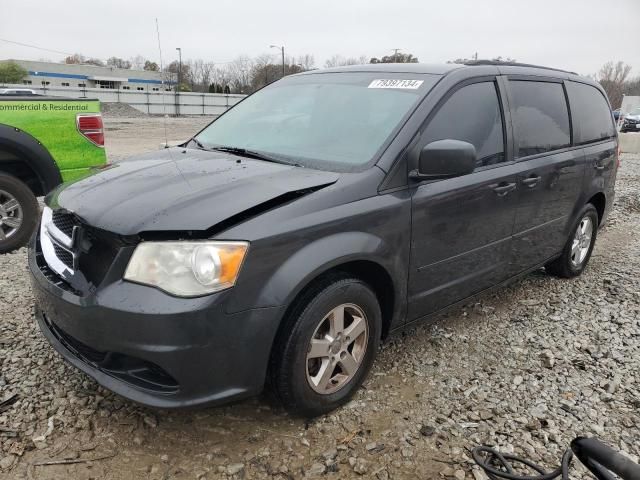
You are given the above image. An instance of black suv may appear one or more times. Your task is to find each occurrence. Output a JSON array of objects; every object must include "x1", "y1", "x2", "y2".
[{"x1": 29, "y1": 62, "x2": 618, "y2": 416}]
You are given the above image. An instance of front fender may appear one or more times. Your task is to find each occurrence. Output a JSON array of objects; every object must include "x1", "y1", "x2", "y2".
[
  {"x1": 259, "y1": 232, "x2": 388, "y2": 306},
  {"x1": 0, "y1": 123, "x2": 62, "y2": 193}
]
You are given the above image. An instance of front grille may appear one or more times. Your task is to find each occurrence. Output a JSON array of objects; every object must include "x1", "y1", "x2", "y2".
[
  {"x1": 35, "y1": 248, "x2": 82, "y2": 296},
  {"x1": 52, "y1": 243, "x2": 74, "y2": 270},
  {"x1": 52, "y1": 211, "x2": 75, "y2": 238},
  {"x1": 40, "y1": 208, "x2": 125, "y2": 293},
  {"x1": 78, "y1": 226, "x2": 121, "y2": 286}
]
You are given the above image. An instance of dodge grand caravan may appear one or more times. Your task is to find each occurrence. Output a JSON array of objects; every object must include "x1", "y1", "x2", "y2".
[{"x1": 29, "y1": 62, "x2": 618, "y2": 416}]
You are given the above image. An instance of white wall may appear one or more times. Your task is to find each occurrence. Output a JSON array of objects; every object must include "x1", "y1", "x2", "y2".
[
  {"x1": 621, "y1": 95, "x2": 640, "y2": 115},
  {"x1": 4, "y1": 84, "x2": 245, "y2": 116}
]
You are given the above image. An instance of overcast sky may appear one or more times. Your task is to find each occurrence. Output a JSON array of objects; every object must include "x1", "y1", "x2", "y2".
[{"x1": 2, "y1": 0, "x2": 639, "y2": 76}]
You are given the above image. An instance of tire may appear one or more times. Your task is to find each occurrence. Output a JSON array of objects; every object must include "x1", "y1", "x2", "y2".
[
  {"x1": 270, "y1": 275, "x2": 382, "y2": 417},
  {"x1": 545, "y1": 204, "x2": 599, "y2": 278},
  {"x1": 0, "y1": 174, "x2": 39, "y2": 254}
]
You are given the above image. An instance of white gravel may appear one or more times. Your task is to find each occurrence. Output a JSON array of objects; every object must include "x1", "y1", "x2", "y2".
[{"x1": 1, "y1": 152, "x2": 638, "y2": 480}]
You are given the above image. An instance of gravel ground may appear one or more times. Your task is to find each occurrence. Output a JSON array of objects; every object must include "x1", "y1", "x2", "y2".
[
  {"x1": 0, "y1": 130, "x2": 638, "y2": 478},
  {"x1": 103, "y1": 115, "x2": 214, "y2": 162}
]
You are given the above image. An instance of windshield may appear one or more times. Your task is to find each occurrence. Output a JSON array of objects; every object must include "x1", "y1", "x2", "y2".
[{"x1": 195, "y1": 72, "x2": 440, "y2": 171}]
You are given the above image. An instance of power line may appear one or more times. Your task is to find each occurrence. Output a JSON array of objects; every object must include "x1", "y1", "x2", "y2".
[
  {"x1": 0, "y1": 36, "x2": 256, "y2": 67},
  {"x1": 0, "y1": 38, "x2": 74, "y2": 57}
]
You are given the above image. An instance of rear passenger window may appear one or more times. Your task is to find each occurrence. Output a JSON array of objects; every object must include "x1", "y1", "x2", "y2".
[
  {"x1": 509, "y1": 81, "x2": 570, "y2": 157},
  {"x1": 566, "y1": 81, "x2": 616, "y2": 144},
  {"x1": 423, "y1": 82, "x2": 504, "y2": 167}
]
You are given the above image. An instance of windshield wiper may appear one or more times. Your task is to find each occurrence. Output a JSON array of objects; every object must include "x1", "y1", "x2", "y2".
[
  {"x1": 210, "y1": 146, "x2": 300, "y2": 166},
  {"x1": 189, "y1": 138, "x2": 208, "y2": 150}
]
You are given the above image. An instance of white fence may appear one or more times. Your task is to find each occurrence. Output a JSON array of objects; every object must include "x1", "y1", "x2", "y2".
[
  {"x1": 3, "y1": 84, "x2": 245, "y2": 116},
  {"x1": 621, "y1": 95, "x2": 640, "y2": 115}
]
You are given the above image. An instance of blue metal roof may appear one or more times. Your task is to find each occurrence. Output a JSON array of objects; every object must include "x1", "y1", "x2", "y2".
[{"x1": 27, "y1": 70, "x2": 171, "y2": 85}]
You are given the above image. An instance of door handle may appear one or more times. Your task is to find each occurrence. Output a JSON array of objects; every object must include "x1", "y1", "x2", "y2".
[
  {"x1": 521, "y1": 175, "x2": 541, "y2": 188},
  {"x1": 490, "y1": 182, "x2": 517, "y2": 196},
  {"x1": 594, "y1": 164, "x2": 605, "y2": 171}
]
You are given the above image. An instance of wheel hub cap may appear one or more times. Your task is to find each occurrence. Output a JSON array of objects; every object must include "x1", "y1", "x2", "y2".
[
  {"x1": 305, "y1": 303, "x2": 369, "y2": 395},
  {"x1": 0, "y1": 190, "x2": 23, "y2": 241},
  {"x1": 570, "y1": 216, "x2": 594, "y2": 267}
]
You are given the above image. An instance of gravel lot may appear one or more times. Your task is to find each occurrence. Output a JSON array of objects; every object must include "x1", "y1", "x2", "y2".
[
  {"x1": 0, "y1": 115, "x2": 639, "y2": 479},
  {"x1": 103, "y1": 115, "x2": 214, "y2": 161}
]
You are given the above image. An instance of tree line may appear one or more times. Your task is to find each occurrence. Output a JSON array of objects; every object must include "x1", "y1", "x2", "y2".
[
  {"x1": 0, "y1": 54, "x2": 639, "y2": 105},
  {"x1": 59, "y1": 51, "x2": 421, "y2": 94}
]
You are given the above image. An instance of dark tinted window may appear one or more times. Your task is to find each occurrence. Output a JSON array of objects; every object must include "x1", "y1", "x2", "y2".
[
  {"x1": 423, "y1": 82, "x2": 504, "y2": 167},
  {"x1": 509, "y1": 81, "x2": 570, "y2": 157},
  {"x1": 566, "y1": 81, "x2": 616, "y2": 144}
]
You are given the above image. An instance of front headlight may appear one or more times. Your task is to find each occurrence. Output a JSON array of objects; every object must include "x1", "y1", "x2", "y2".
[{"x1": 124, "y1": 241, "x2": 249, "y2": 297}]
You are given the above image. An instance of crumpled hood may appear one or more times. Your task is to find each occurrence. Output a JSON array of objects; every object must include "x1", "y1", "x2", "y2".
[
  {"x1": 48, "y1": 148, "x2": 339, "y2": 236},
  {"x1": 625, "y1": 114, "x2": 640, "y2": 121}
]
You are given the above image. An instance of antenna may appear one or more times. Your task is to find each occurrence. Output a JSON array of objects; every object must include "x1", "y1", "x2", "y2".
[{"x1": 155, "y1": 18, "x2": 169, "y2": 148}]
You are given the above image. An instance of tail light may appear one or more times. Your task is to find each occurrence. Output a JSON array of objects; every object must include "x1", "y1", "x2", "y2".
[{"x1": 76, "y1": 114, "x2": 104, "y2": 147}]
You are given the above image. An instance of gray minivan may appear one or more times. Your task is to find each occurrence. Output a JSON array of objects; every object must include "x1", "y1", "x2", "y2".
[{"x1": 29, "y1": 62, "x2": 618, "y2": 416}]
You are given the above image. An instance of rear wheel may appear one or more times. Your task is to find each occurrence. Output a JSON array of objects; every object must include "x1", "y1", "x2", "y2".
[
  {"x1": 270, "y1": 276, "x2": 381, "y2": 417},
  {"x1": 545, "y1": 204, "x2": 598, "y2": 278},
  {"x1": 0, "y1": 174, "x2": 39, "y2": 254}
]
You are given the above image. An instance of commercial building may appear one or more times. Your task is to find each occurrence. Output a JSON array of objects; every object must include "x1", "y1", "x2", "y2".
[{"x1": 1, "y1": 59, "x2": 173, "y2": 92}]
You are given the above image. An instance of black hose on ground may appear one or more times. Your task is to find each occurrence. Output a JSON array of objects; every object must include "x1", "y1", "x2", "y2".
[{"x1": 471, "y1": 437, "x2": 640, "y2": 480}]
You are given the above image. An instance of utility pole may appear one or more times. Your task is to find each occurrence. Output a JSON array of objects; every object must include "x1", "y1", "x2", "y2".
[
  {"x1": 392, "y1": 48, "x2": 401, "y2": 62},
  {"x1": 175, "y1": 47, "x2": 182, "y2": 90},
  {"x1": 175, "y1": 47, "x2": 182, "y2": 117},
  {"x1": 270, "y1": 45, "x2": 285, "y2": 78}
]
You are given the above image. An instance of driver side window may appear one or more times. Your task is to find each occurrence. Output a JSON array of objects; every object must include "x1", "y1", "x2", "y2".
[{"x1": 423, "y1": 82, "x2": 505, "y2": 168}]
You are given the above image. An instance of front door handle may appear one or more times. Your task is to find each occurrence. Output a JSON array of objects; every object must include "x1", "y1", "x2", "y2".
[
  {"x1": 490, "y1": 182, "x2": 517, "y2": 197},
  {"x1": 594, "y1": 164, "x2": 605, "y2": 171},
  {"x1": 521, "y1": 175, "x2": 541, "y2": 188}
]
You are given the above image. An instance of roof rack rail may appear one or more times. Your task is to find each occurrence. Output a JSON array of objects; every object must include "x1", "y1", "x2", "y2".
[{"x1": 463, "y1": 60, "x2": 577, "y2": 75}]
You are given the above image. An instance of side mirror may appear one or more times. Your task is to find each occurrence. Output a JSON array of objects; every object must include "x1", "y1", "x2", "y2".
[{"x1": 412, "y1": 139, "x2": 477, "y2": 179}]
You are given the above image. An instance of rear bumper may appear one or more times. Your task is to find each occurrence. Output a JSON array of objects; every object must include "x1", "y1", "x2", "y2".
[{"x1": 29, "y1": 244, "x2": 285, "y2": 408}]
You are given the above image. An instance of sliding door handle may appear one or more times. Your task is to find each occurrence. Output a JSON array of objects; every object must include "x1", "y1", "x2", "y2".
[
  {"x1": 490, "y1": 182, "x2": 517, "y2": 196},
  {"x1": 521, "y1": 175, "x2": 541, "y2": 187}
]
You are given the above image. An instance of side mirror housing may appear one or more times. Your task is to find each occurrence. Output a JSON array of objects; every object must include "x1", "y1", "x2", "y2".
[{"x1": 412, "y1": 139, "x2": 477, "y2": 179}]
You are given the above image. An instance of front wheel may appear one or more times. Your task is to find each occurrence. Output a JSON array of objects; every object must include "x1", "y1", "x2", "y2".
[
  {"x1": 545, "y1": 204, "x2": 599, "y2": 278},
  {"x1": 0, "y1": 174, "x2": 39, "y2": 254},
  {"x1": 270, "y1": 276, "x2": 381, "y2": 417}
]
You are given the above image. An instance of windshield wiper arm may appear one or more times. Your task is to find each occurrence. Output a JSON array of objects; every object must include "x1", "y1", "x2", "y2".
[
  {"x1": 210, "y1": 146, "x2": 300, "y2": 166},
  {"x1": 189, "y1": 137, "x2": 208, "y2": 150}
]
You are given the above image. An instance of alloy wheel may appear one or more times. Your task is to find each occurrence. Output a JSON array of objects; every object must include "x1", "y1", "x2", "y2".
[
  {"x1": 305, "y1": 303, "x2": 369, "y2": 395},
  {"x1": 570, "y1": 216, "x2": 593, "y2": 267},
  {"x1": 0, "y1": 190, "x2": 23, "y2": 241}
]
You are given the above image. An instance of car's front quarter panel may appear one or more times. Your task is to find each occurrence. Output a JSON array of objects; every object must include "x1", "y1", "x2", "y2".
[{"x1": 221, "y1": 168, "x2": 411, "y2": 332}]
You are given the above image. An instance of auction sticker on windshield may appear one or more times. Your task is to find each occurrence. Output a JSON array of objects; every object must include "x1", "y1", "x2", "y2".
[{"x1": 368, "y1": 79, "x2": 424, "y2": 89}]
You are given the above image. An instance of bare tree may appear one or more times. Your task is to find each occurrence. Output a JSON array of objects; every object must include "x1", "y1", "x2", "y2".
[
  {"x1": 324, "y1": 55, "x2": 368, "y2": 68},
  {"x1": 227, "y1": 55, "x2": 254, "y2": 93},
  {"x1": 297, "y1": 54, "x2": 316, "y2": 71},
  {"x1": 63, "y1": 53, "x2": 104, "y2": 66},
  {"x1": 107, "y1": 57, "x2": 132, "y2": 69},
  {"x1": 597, "y1": 61, "x2": 633, "y2": 108},
  {"x1": 129, "y1": 55, "x2": 146, "y2": 70},
  {"x1": 63, "y1": 53, "x2": 85, "y2": 64},
  {"x1": 626, "y1": 76, "x2": 640, "y2": 97}
]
